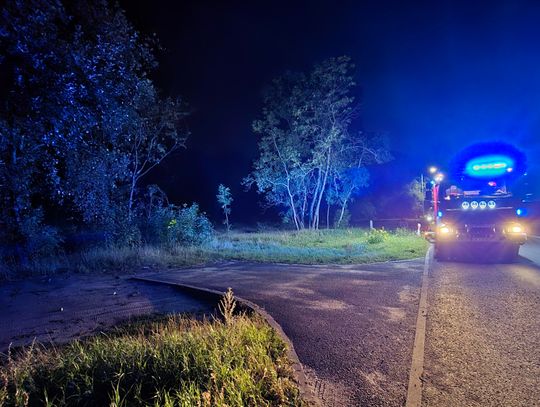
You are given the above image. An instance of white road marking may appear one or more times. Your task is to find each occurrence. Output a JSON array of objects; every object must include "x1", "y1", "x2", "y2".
[{"x1": 405, "y1": 244, "x2": 433, "y2": 407}]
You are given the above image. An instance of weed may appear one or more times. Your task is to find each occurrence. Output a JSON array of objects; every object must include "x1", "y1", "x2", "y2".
[
  {"x1": 0, "y1": 315, "x2": 304, "y2": 406},
  {"x1": 366, "y1": 229, "x2": 389, "y2": 244}
]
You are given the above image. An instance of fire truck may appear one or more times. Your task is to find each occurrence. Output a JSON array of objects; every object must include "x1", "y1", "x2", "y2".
[{"x1": 426, "y1": 143, "x2": 529, "y2": 262}]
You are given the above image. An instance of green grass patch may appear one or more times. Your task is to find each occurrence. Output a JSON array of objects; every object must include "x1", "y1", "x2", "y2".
[
  {"x1": 0, "y1": 314, "x2": 304, "y2": 406},
  {"x1": 6, "y1": 228, "x2": 427, "y2": 277},
  {"x1": 205, "y1": 228, "x2": 428, "y2": 265}
]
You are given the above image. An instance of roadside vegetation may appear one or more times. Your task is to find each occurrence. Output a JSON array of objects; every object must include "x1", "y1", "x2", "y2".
[
  {"x1": 0, "y1": 294, "x2": 304, "y2": 407},
  {"x1": 0, "y1": 0, "x2": 424, "y2": 280},
  {"x1": 2, "y1": 228, "x2": 427, "y2": 277},
  {"x1": 207, "y1": 228, "x2": 427, "y2": 264}
]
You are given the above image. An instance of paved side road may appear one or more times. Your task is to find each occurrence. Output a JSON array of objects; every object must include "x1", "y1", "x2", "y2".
[
  {"x1": 141, "y1": 260, "x2": 425, "y2": 407},
  {"x1": 422, "y1": 238, "x2": 540, "y2": 407}
]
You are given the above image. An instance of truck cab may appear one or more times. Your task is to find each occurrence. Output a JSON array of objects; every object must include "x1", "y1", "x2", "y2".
[
  {"x1": 426, "y1": 143, "x2": 529, "y2": 262},
  {"x1": 434, "y1": 183, "x2": 527, "y2": 261}
]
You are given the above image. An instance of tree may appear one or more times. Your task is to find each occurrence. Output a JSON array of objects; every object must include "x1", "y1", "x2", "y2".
[
  {"x1": 0, "y1": 0, "x2": 189, "y2": 252},
  {"x1": 245, "y1": 56, "x2": 391, "y2": 229},
  {"x1": 406, "y1": 178, "x2": 425, "y2": 217},
  {"x1": 217, "y1": 184, "x2": 233, "y2": 232}
]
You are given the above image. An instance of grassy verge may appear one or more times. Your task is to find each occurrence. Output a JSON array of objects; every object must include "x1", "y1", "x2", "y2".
[
  {"x1": 0, "y1": 313, "x2": 303, "y2": 406},
  {"x1": 205, "y1": 228, "x2": 428, "y2": 265},
  {"x1": 3, "y1": 228, "x2": 428, "y2": 278}
]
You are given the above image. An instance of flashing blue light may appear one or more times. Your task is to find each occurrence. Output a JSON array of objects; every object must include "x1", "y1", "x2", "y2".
[
  {"x1": 516, "y1": 208, "x2": 527, "y2": 217},
  {"x1": 437, "y1": 211, "x2": 443, "y2": 218},
  {"x1": 464, "y1": 154, "x2": 515, "y2": 178}
]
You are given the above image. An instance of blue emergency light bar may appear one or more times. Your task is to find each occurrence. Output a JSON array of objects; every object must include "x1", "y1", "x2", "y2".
[{"x1": 464, "y1": 154, "x2": 515, "y2": 178}]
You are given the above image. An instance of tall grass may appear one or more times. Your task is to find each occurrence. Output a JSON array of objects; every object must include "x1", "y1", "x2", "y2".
[
  {"x1": 0, "y1": 314, "x2": 303, "y2": 406},
  {"x1": 206, "y1": 228, "x2": 427, "y2": 264},
  {"x1": 3, "y1": 228, "x2": 427, "y2": 278}
]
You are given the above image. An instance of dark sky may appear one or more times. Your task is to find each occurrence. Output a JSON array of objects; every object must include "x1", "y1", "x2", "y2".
[{"x1": 121, "y1": 0, "x2": 540, "y2": 221}]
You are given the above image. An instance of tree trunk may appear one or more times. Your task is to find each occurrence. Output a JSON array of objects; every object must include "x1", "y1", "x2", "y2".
[
  {"x1": 326, "y1": 203, "x2": 330, "y2": 229},
  {"x1": 337, "y1": 199, "x2": 347, "y2": 228},
  {"x1": 286, "y1": 180, "x2": 301, "y2": 230},
  {"x1": 312, "y1": 150, "x2": 331, "y2": 230},
  {"x1": 309, "y1": 170, "x2": 322, "y2": 228},
  {"x1": 128, "y1": 174, "x2": 137, "y2": 221}
]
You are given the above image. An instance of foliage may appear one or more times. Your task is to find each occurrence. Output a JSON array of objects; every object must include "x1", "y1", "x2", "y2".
[
  {"x1": 166, "y1": 203, "x2": 214, "y2": 246},
  {"x1": 406, "y1": 178, "x2": 425, "y2": 217},
  {"x1": 138, "y1": 192, "x2": 213, "y2": 247},
  {"x1": 0, "y1": 228, "x2": 427, "y2": 279},
  {"x1": 0, "y1": 314, "x2": 304, "y2": 406},
  {"x1": 217, "y1": 184, "x2": 233, "y2": 232},
  {"x1": 333, "y1": 207, "x2": 351, "y2": 228},
  {"x1": 218, "y1": 288, "x2": 237, "y2": 324},
  {"x1": 0, "y1": 0, "x2": 189, "y2": 261},
  {"x1": 207, "y1": 228, "x2": 427, "y2": 264},
  {"x1": 245, "y1": 56, "x2": 391, "y2": 230},
  {"x1": 366, "y1": 228, "x2": 389, "y2": 244}
]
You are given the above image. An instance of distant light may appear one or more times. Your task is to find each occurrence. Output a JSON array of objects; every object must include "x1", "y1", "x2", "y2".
[
  {"x1": 429, "y1": 166, "x2": 438, "y2": 174},
  {"x1": 461, "y1": 201, "x2": 470, "y2": 210},
  {"x1": 434, "y1": 173, "x2": 444, "y2": 183},
  {"x1": 516, "y1": 208, "x2": 527, "y2": 217},
  {"x1": 488, "y1": 200, "x2": 496, "y2": 209},
  {"x1": 437, "y1": 211, "x2": 443, "y2": 217},
  {"x1": 506, "y1": 167, "x2": 513, "y2": 172},
  {"x1": 488, "y1": 181, "x2": 497, "y2": 187},
  {"x1": 426, "y1": 214, "x2": 434, "y2": 222}
]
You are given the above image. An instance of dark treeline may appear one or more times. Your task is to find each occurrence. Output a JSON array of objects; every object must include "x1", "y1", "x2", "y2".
[{"x1": 0, "y1": 0, "x2": 212, "y2": 268}]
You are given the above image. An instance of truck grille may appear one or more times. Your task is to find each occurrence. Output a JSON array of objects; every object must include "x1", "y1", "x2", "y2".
[{"x1": 468, "y1": 226, "x2": 496, "y2": 239}]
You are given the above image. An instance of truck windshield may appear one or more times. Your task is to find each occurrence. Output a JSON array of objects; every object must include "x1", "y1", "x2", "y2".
[{"x1": 444, "y1": 179, "x2": 511, "y2": 199}]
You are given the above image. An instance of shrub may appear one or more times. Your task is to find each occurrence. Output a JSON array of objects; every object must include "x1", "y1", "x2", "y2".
[
  {"x1": 167, "y1": 203, "x2": 214, "y2": 246},
  {"x1": 366, "y1": 228, "x2": 389, "y2": 244},
  {"x1": 139, "y1": 203, "x2": 213, "y2": 247},
  {"x1": 0, "y1": 314, "x2": 303, "y2": 406}
]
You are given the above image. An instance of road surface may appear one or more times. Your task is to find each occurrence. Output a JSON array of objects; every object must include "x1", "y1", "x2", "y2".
[
  {"x1": 422, "y1": 237, "x2": 540, "y2": 407},
  {"x1": 3, "y1": 238, "x2": 539, "y2": 406},
  {"x1": 0, "y1": 274, "x2": 215, "y2": 351},
  {"x1": 140, "y1": 260, "x2": 425, "y2": 406}
]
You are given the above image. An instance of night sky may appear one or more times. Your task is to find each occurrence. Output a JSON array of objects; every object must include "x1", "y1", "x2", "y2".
[{"x1": 121, "y1": 0, "x2": 540, "y2": 222}]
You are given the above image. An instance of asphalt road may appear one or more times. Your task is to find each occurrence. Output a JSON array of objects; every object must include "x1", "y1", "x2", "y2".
[
  {"x1": 422, "y1": 237, "x2": 540, "y2": 407},
  {"x1": 0, "y1": 274, "x2": 215, "y2": 351},
  {"x1": 141, "y1": 260, "x2": 425, "y2": 406}
]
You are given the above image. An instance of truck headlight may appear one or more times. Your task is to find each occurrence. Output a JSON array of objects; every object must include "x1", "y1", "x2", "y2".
[
  {"x1": 510, "y1": 225, "x2": 523, "y2": 234},
  {"x1": 438, "y1": 224, "x2": 454, "y2": 237},
  {"x1": 505, "y1": 223, "x2": 525, "y2": 234}
]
